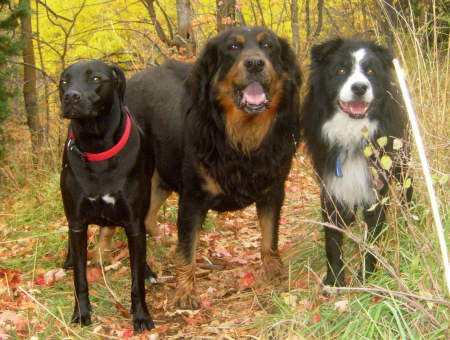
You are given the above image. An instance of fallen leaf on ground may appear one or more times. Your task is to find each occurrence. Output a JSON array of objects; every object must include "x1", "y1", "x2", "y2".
[{"x1": 87, "y1": 268, "x2": 103, "y2": 283}]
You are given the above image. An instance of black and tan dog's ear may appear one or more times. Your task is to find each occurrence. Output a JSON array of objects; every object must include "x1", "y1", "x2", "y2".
[
  {"x1": 186, "y1": 37, "x2": 219, "y2": 103},
  {"x1": 311, "y1": 38, "x2": 343, "y2": 64},
  {"x1": 278, "y1": 37, "x2": 302, "y2": 87},
  {"x1": 110, "y1": 64, "x2": 126, "y2": 102}
]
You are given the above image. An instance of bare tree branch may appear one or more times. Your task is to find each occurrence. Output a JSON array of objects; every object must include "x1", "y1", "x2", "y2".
[{"x1": 36, "y1": 0, "x2": 72, "y2": 22}]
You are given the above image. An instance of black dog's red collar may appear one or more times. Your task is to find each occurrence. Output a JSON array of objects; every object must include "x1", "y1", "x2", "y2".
[{"x1": 67, "y1": 110, "x2": 132, "y2": 162}]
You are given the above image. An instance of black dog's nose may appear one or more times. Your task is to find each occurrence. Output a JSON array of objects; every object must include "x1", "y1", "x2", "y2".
[
  {"x1": 63, "y1": 90, "x2": 82, "y2": 103},
  {"x1": 351, "y1": 83, "x2": 368, "y2": 96},
  {"x1": 244, "y1": 58, "x2": 265, "y2": 73}
]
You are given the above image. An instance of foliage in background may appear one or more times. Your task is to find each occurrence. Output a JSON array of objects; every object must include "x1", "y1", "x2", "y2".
[
  {"x1": 0, "y1": 0, "x2": 28, "y2": 158},
  {"x1": 0, "y1": 0, "x2": 448, "y2": 339}
]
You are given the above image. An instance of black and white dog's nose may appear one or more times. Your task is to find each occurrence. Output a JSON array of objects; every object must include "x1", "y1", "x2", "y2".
[
  {"x1": 351, "y1": 82, "x2": 368, "y2": 96},
  {"x1": 244, "y1": 57, "x2": 265, "y2": 73},
  {"x1": 63, "y1": 90, "x2": 82, "y2": 103}
]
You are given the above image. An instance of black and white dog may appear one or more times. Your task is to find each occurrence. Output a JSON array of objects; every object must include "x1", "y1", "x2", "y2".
[{"x1": 301, "y1": 38, "x2": 412, "y2": 287}]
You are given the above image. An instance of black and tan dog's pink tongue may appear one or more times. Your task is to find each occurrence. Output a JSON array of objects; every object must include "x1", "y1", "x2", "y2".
[
  {"x1": 340, "y1": 101, "x2": 369, "y2": 115},
  {"x1": 243, "y1": 82, "x2": 267, "y2": 106}
]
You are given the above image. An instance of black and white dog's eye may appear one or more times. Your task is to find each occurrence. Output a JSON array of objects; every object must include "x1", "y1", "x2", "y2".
[
  {"x1": 91, "y1": 76, "x2": 102, "y2": 83},
  {"x1": 337, "y1": 68, "x2": 347, "y2": 75},
  {"x1": 366, "y1": 68, "x2": 374, "y2": 75}
]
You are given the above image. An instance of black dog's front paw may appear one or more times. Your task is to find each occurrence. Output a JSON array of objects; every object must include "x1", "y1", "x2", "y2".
[
  {"x1": 133, "y1": 312, "x2": 155, "y2": 333},
  {"x1": 71, "y1": 309, "x2": 92, "y2": 326}
]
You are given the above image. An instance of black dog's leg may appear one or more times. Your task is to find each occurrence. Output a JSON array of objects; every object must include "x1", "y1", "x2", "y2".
[
  {"x1": 322, "y1": 193, "x2": 355, "y2": 287},
  {"x1": 360, "y1": 202, "x2": 386, "y2": 281},
  {"x1": 126, "y1": 227, "x2": 154, "y2": 332},
  {"x1": 256, "y1": 181, "x2": 285, "y2": 281},
  {"x1": 63, "y1": 232, "x2": 74, "y2": 269},
  {"x1": 174, "y1": 193, "x2": 207, "y2": 309},
  {"x1": 70, "y1": 224, "x2": 91, "y2": 326}
]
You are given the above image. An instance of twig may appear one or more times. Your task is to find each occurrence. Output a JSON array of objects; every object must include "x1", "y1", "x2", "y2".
[
  {"x1": 0, "y1": 231, "x2": 66, "y2": 244},
  {"x1": 17, "y1": 287, "x2": 83, "y2": 339},
  {"x1": 36, "y1": 0, "x2": 72, "y2": 22},
  {"x1": 393, "y1": 58, "x2": 450, "y2": 296},
  {"x1": 307, "y1": 266, "x2": 443, "y2": 329},
  {"x1": 299, "y1": 218, "x2": 409, "y2": 291}
]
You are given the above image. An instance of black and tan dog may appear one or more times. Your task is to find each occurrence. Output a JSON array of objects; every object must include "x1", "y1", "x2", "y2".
[
  {"x1": 59, "y1": 60, "x2": 155, "y2": 332},
  {"x1": 124, "y1": 26, "x2": 302, "y2": 308}
]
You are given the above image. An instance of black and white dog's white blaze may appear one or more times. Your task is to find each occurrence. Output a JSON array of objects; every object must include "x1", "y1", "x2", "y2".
[{"x1": 301, "y1": 38, "x2": 412, "y2": 288}]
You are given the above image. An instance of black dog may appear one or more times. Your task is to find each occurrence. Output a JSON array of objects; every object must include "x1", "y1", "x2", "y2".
[
  {"x1": 300, "y1": 39, "x2": 412, "y2": 287},
  {"x1": 59, "y1": 60, "x2": 155, "y2": 332},
  {"x1": 125, "y1": 26, "x2": 302, "y2": 308}
]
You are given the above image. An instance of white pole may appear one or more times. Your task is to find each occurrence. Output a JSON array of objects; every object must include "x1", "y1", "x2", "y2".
[{"x1": 392, "y1": 58, "x2": 450, "y2": 296}]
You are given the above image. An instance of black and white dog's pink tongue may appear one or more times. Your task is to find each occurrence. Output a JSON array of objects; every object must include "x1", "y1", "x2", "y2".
[
  {"x1": 340, "y1": 100, "x2": 369, "y2": 115},
  {"x1": 242, "y1": 82, "x2": 267, "y2": 106}
]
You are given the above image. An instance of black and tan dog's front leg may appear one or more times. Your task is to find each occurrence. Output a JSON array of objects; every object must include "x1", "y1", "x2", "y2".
[
  {"x1": 126, "y1": 225, "x2": 154, "y2": 332},
  {"x1": 174, "y1": 193, "x2": 207, "y2": 309},
  {"x1": 256, "y1": 182, "x2": 285, "y2": 281},
  {"x1": 69, "y1": 223, "x2": 91, "y2": 326}
]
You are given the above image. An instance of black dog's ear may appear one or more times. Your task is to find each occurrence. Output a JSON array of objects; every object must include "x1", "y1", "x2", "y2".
[
  {"x1": 371, "y1": 42, "x2": 394, "y2": 69},
  {"x1": 110, "y1": 64, "x2": 126, "y2": 102},
  {"x1": 186, "y1": 37, "x2": 219, "y2": 103},
  {"x1": 311, "y1": 38, "x2": 344, "y2": 63},
  {"x1": 278, "y1": 37, "x2": 302, "y2": 87}
]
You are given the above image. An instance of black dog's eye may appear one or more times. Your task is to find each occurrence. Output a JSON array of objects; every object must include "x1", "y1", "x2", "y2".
[
  {"x1": 337, "y1": 68, "x2": 347, "y2": 75},
  {"x1": 60, "y1": 80, "x2": 68, "y2": 86},
  {"x1": 91, "y1": 76, "x2": 102, "y2": 83},
  {"x1": 229, "y1": 42, "x2": 241, "y2": 50},
  {"x1": 261, "y1": 41, "x2": 272, "y2": 49}
]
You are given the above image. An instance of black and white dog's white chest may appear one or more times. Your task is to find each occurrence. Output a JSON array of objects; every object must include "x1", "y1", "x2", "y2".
[{"x1": 321, "y1": 111, "x2": 379, "y2": 209}]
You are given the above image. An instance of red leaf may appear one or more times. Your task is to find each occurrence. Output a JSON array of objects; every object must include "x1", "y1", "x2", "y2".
[
  {"x1": 87, "y1": 268, "x2": 102, "y2": 283},
  {"x1": 33, "y1": 275, "x2": 46, "y2": 287},
  {"x1": 311, "y1": 311, "x2": 321, "y2": 323},
  {"x1": 240, "y1": 272, "x2": 255, "y2": 287},
  {"x1": 122, "y1": 329, "x2": 133, "y2": 338},
  {"x1": 371, "y1": 296, "x2": 383, "y2": 303}
]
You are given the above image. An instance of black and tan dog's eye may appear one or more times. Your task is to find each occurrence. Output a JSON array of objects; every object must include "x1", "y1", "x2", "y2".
[
  {"x1": 91, "y1": 76, "x2": 102, "y2": 83},
  {"x1": 261, "y1": 41, "x2": 272, "y2": 49},
  {"x1": 229, "y1": 42, "x2": 241, "y2": 50}
]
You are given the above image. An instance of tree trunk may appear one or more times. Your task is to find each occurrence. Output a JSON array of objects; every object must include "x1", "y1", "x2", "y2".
[
  {"x1": 291, "y1": 0, "x2": 300, "y2": 54},
  {"x1": 176, "y1": 0, "x2": 196, "y2": 56},
  {"x1": 216, "y1": 0, "x2": 235, "y2": 33},
  {"x1": 19, "y1": 0, "x2": 43, "y2": 160}
]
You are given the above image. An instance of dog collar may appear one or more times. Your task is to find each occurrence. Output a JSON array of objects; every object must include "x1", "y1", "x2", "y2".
[{"x1": 67, "y1": 109, "x2": 132, "y2": 162}]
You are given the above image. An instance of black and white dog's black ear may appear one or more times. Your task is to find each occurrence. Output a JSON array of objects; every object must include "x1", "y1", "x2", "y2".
[
  {"x1": 278, "y1": 37, "x2": 302, "y2": 87},
  {"x1": 371, "y1": 43, "x2": 394, "y2": 70},
  {"x1": 311, "y1": 38, "x2": 344, "y2": 64},
  {"x1": 110, "y1": 64, "x2": 126, "y2": 102}
]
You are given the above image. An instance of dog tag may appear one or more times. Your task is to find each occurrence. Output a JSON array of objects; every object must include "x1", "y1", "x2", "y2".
[{"x1": 336, "y1": 157, "x2": 343, "y2": 177}]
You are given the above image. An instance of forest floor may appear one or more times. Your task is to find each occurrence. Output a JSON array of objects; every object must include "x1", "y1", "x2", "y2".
[{"x1": 0, "y1": 141, "x2": 330, "y2": 339}]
